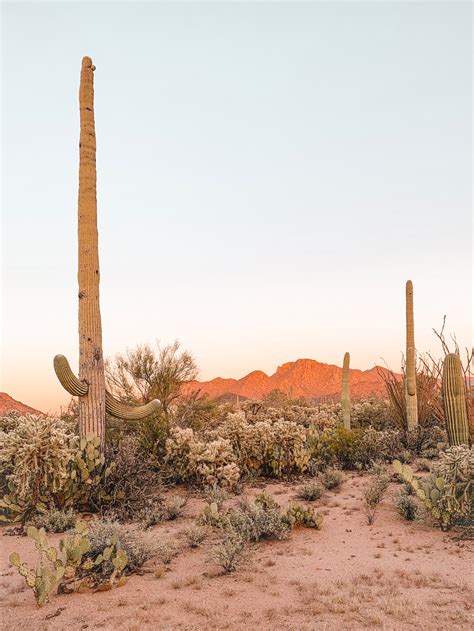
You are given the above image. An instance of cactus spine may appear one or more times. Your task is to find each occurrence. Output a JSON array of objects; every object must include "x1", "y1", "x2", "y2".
[
  {"x1": 54, "y1": 58, "x2": 159, "y2": 445},
  {"x1": 405, "y1": 280, "x2": 418, "y2": 429},
  {"x1": 442, "y1": 353, "x2": 470, "y2": 445},
  {"x1": 341, "y1": 352, "x2": 351, "y2": 429}
]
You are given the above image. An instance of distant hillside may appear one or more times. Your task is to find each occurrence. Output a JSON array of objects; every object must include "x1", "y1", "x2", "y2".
[
  {"x1": 0, "y1": 392, "x2": 42, "y2": 416},
  {"x1": 183, "y1": 358, "x2": 392, "y2": 401}
]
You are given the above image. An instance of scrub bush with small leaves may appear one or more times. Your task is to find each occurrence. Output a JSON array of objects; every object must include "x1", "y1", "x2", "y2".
[
  {"x1": 363, "y1": 475, "x2": 390, "y2": 525},
  {"x1": 184, "y1": 525, "x2": 208, "y2": 548},
  {"x1": 321, "y1": 469, "x2": 344, "y2": 490},
  {"x1": 212, "y1": 528, "x2": 246, "y2": 573},
  {"x1": 27, "y1": 508, "x2": 77, "y2": 533},
  {"x1": 395, "y1": 493, "x2": 418, "y2": 521},
  {"x1": 296, "y1": 482, "x2": 323, "y2": 501}
]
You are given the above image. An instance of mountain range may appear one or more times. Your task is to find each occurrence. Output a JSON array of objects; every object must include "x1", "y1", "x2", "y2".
[
  {"x1": 183, "y1": 358, "x2": 390, "y2": 401},
  {"x1": 0, "y1": 392, "x2": 42, "y2": 416}
]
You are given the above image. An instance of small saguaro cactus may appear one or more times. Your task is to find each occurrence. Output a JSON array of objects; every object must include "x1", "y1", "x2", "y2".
[
  {"x1": 405, "y1": 280, "x2": 418, "y2": 429},
  {"x1": 54, "y1": 57, "x2": 159, "y2": 446},
  {"x1": 341, "y1": 352, "x2": 351, "y2": 430},
  {"x1": 442, "y1": 353, "x2": 470, "y2": 446}
]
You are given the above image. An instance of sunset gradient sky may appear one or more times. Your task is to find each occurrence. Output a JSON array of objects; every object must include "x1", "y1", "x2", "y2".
[{"x1": 1, "y1": 1, "x2": 472, "y2": 412}]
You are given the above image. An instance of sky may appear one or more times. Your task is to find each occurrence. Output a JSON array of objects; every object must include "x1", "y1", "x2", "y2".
[{"x1": 1, "y1": 1, "x2": 472, "y2": 413}]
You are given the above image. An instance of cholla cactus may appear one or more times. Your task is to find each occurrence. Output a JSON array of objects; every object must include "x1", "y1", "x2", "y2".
[
  {"x1": 0, "y1": 415, "x2": 75, "y2": 518},
  {"x1": 165, "y1": 427, "x2": 240, "y2": 489},
  {"x1": 54, "y1": 57, "x2": 159, "y2": 446},
  {"x1": 341, "y1": 352, "x2": 351, "y2": 430},
  {"x1": 393, "y1": 448, "x2": 472, "y2": 530},
  {"x1": 442, "y1": 353, "x2": 470, "y2": 446},
  {"x1": 405, "y1": 280, "x2": 418, "y2": 429}
]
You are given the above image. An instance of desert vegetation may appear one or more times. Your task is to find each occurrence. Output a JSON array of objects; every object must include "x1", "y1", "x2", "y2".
[{"x1": 1, "y1": 55, "x2": 472, "y2": 630}]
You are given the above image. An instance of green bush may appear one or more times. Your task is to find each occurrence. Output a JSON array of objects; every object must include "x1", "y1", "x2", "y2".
[
  {"x1": 395, "y1": 493, "x2": 418, "y2": 521},
  {"x1": 86, "y1": 519, "x2": 151, "y2": 574},
  {"x1": 27, "y1": 508, "x2": 77, "y2": 533},
  {"x1": 296, "y1": 482, "x2": 323, "y2": 501},
  {"x1": 321, "y1": 469, "x2": 344, "y2": 490},
  {"x1": 212, "y1": 529, "x2": 246, "y2": 573}
]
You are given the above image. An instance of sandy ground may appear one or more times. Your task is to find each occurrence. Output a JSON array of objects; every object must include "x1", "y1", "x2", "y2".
[{"x1": 1, "y1": 472, "x2": 472, "y2": 631}]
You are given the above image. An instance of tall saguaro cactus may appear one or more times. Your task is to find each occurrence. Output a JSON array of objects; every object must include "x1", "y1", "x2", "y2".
[
  {"x1": 341, "y1": 352, "x2": 351, "y2": 430},
  {"x1": 54, "y1": 57, "x2": 160, "y2": 445},
  {"x1": 405, "y1": 280, "x2": 418, "y2": 430},
  {"x1": 442, "y1": 353, "x2": 470, "y2": 446},
  {"x1": 77, "y1": 56, "x2": 105, "y2": 437}
]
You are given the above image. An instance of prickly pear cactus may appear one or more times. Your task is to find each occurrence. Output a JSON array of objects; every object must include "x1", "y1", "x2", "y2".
[
  {"x1": 9, "y1": 520, "x2": 128, "y2": 605},
  {"x1": 442, "y1": 353, "x2": 470, "y2": 446}
]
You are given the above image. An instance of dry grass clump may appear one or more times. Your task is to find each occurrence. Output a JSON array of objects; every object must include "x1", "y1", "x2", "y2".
[
  {"x1": 363, "y1": 475, "x2": 389, "y2": 525},
  {"x1": 183, "y1": 524, "x2": 208, "y2": 548}
]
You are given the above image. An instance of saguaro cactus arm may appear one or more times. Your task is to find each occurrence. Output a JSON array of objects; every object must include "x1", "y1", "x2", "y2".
[
  {"x1": 54, "y1": 354, "x2": 160, "y2": 420},
  {"x1": 54, "y1": 355, "x2": 88, "y2": 396},
  {"x1": 105, "y1": 391, "x2": 161, "y2": 420}
]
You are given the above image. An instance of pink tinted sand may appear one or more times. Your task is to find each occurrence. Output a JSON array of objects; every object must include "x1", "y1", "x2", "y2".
[{"x1": 1, "y1": 472, "x2": 472, "y2": 630}]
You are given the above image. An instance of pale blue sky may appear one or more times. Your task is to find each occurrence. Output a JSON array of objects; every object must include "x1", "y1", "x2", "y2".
[{"x1": 1, "y1": 1, "x2": 472, "y2": 411}]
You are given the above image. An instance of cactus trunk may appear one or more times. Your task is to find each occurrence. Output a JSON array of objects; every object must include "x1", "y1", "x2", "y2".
[
  {"x1": 54, "y1": 58, "x2": 160, "y2": 443},
  {"x1": 341, "y1": 352, "x2": 351, "y2": 430},
  {"x1": 77, "y1": 56, "x2": 106, "y2": 440},
  {"x1": 405, "y1": 280, "x2": 418, "y2": 430},
  {"x1": 442, "y1": 353, "x2": 470, "y2": 446}
]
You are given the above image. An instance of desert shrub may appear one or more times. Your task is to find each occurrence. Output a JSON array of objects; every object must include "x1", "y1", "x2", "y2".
[
  {"x1": 321, "y1": 469, "x2": 344, "y2": 490},
  {"x1": 297, "y1": 482, "x2": 323, "y2": 501},
  {"x1": 27, "y1": 507, "x2": 77, "y2": 533},
  {"x1": 0, "y1": 415, "x2": 76, "y2": 522},
  {"x1": 308, "y1": 426, "x2": 404, "y2": 470},
  {"x1": 199, "y1": 501, "x2": 222, "y2": 527},
  {"x1": 184, "y1": 525, "x2": 208, "y2": 548},
  {"x1": 139, "y1": 496, "x2": 186, "y2": 529},
  {"x1": 403, "y1": 424, "x2": 446, "y2": 456},
  {"x1": 395, "y1": 493, "x2": 418, "y2": 521},
  {"x1": 204, "y1": 483, "x2": 230, "y2": 508},
  {"x1": 212, "y1": 528, "x2": 246, "y2": 573},
  {"x1": 363, "y1": 475, "x2": 390, "y2": 525},
  {"x1": 287, "y1": 503, "x2": 323, "y2": 529},
  {"x1": 350, "y1": 400, "x2": 394, "y2": 431},
  {"x1": 155, "y1": 539, "x2": 177, "y2": 565},
  {"x1": 394, "y1": 446, "x2": 473, "y2": 530},
  {"x1": 86, "y1": 519, "x2": 151, "y2": 574},
  {"x1": 165, "y1": 427, "x2": 240, "y2": 489},
  {"x1": 223, "y1": 494, "x2": 292, "y2": 542},
  {"x1": 219, "y1": 412, "x2": 309, "y2": 478},
  {"x1": 90, "y1": 435, "x2": 158, "y2": 519}
]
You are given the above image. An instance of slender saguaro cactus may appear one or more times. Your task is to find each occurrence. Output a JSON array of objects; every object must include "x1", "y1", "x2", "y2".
[
  {"x1": 54, "y1": 57, "x2": 159, "y2": 445},
  {"x1": 405, "y1": 280, "x2": 418, "y2": 430},
  {"x1": 341, "y1": 352, "x2": 351, "y2": 430},
  {"x1": 442, "y1": 353, "x2": 470, "y2": 446},
  {"x1": 77, "y1": 56, "x2": 105, "y2": 438}
]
